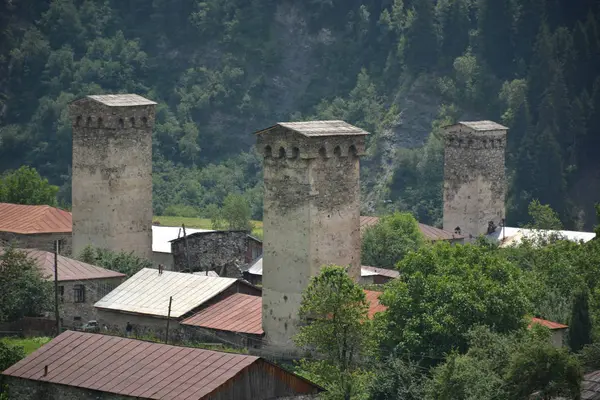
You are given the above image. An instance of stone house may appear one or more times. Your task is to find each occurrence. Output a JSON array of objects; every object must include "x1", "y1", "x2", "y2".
[
  {"x1": 1, "y1": 331, "x2": 323, "y2": 400},
  {"x1": 151, "y1": 224, "x2": 213, "y2": 269},
  {"x1": 0, "y1": 247, "x2": 125, "y2": 328},
  {"x1": 0, "y1": 202, "x2": 73, "y2": 255},
  {"x1": 529, "y1": 317, "x2": 568, "y2": 348},
  {"x1": 171, "y1": 230, "x2": 263, "y2": 277},
  {"x1": 94, "y1": 268, "x2": 260, "y2": 340}
]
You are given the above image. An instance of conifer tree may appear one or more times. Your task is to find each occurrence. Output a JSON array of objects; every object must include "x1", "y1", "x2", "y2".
[
  {"x1": 477, "y1": 0, "x2": 514, "y2": 78},
  {"x1": 404, "y1": 0, "x2": 438, "y2": 72},
  {"x1": 569, "y1": 288, "x2": 592, "y2": 352}
]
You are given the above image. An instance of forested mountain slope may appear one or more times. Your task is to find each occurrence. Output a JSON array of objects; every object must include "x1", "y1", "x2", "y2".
[{"x1": 1, "y1": 0, "x2": 599, "y2": 228}]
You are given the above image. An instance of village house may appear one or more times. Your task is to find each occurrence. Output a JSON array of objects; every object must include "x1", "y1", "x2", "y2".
[
  {"x1": 94, "y1": 268, "x2": 260, "y2": 340},
  {"x1": 529, "y1": 317, "x2": 569, "y2": 348},
  {"x1": 360, "y1": 215, "x2": 466, "y2": 244},
  {"x1": 1, "y1": 247, "x2": 125, "y2": 329},
  {"x1": 170, "y1": 230, "x2": 263, "y2": 277},
  {"x1": 151, "y1": 224, "x2": 213, "y2": 268},
  {"x1": 1, "y1": 331, "x2": 323, "y2": 400},
  {"x1": 0, "y1": 202, "x2": 72, "y2": 255}
]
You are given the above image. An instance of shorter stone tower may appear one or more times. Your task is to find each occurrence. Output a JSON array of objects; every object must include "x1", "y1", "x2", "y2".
[
  {"x1": 256, "y1": 120, "x2": 368, "y2": 349},
  {"x1": 69, "y1": 94, "x2": 156, "y2": 260},
  {"x1": 443, "y1": 121, "x2": 507, "y2": 240}
]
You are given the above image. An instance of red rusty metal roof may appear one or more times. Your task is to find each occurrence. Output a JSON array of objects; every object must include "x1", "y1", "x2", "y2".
[
  {"x1": 0, "y1": 203, "x2": 72, "y2": 234},
  {"x1": 181, "y1": 293, "x2": 264, "y2": 335},
  {"x1": 1, "y1": 331, "x2": 321, "y2": 399},
  {"x1": 364, "y1": 290, "x2": 387, "y2": 319},
  {"x1": 528, "y1": 317, "x2": 568, "y2": 330},
  {"x1": 360, "y1": 216, "x2": 465, "y2": 241},
  {"x1": 13, "y1": 248, "x2": 125, "y2": 282}
]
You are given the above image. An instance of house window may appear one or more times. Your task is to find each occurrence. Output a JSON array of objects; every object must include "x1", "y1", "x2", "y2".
[
  {"x1": 59, "y1": 286, "x2": 64, "y2": 303},
  {"x1": 97, "y1": 283, "x2": 115, "y2": 298},
  {"x1": 73, "y1": 285, "x2": 86, "y2": 303}
]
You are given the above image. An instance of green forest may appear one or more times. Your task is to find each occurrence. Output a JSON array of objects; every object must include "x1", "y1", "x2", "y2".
[{"x1": 1, "y1": 0, "x2": 599, "y2": 229}]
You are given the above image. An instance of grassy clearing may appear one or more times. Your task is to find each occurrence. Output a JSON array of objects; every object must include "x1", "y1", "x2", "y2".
[
  {"x1": 153, "y1": 216, "x2": 263, "y2": 239},
  {"x1": 1, "y1": 337, "x2": 51, "y2": 355}
]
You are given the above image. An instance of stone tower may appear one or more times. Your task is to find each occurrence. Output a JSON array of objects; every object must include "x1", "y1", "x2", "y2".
[
  {"x1": 256, "y1": 120, "x2": 368, "y2": 349},
  {"x1": 69, "y1": 94, "x2": 156, "y2": 260},
  {"x1": 442, "y1": 120, "x2": 508, "y2": 240}
]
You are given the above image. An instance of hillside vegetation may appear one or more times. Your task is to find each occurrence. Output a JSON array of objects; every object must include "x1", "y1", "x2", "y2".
[{"x1": 0, "y1": 0, "x2": 599, "y2": 228}]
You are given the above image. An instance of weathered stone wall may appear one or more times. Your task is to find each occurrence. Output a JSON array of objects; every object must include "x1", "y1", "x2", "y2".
[
  {"x1": 443, "y1": 125, "x2": 507, "y2": 240},
  {"x1": 96, "y1": 308, "x2": 183, "y2": 342},
  {"x1": 258, "y1": 127, "x2": 365, "y2": 348},
  {"x1": 0, "y1": 232, "x2": 72, "y2": 256},
  {"x1": 171, "y1": 231, "x2": 261, "y2": 277},
  {"x1": 69, "y1": 97, "x2": 154, "y2": 260},
  {"x1": 59, "y1": 277, "x2": 124, "y2": 328},
  {"x1": 5, "y1": 377, "x2": 132, "y2": 400}
]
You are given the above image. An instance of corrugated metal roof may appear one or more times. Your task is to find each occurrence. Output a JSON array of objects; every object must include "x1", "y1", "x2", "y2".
[
  {"x1": 0, "y1": 203, "x2": 72, "y2": 234},
  {"x1": 192, "y1": 271, "x2": 220, "y2": 277},
  {"x1": 359, "y1": 216, "x2": 465, "y2": 240},
  {"x1": 452, "y1": 120, "x2": 508, "y2": 131},
  {"x1": 87, "y1": 94, "x2": 157, "y2": 106},
  {"x1": 1, "y1": 331, "x2": 261, "y2": 399},
  {"x1": 529, "y1": 317, "x2": 568, "y2": 330},
  {"x1": 151, "y1": 226, "x2": 213, "y2": 254},
  {"x1": 583, "y1": 370, "x2": 600, "y2": 400},
  {"x1": 248, "y1": 257, "x2": 262, "y2": 275},
  {"x1": 256, "y1": 120, "x2": 369, "y2": 137},
  {"x1": 0, "y1": 248, "x2": 125, "y2": 282},
  {"x1": 182, "y1": 293, "x2": 264, "y2": 335},
  {"x1": 361, "y1": 266, "x2": 400, "y2": 279},
  {"x1": 364, "y1": 290, "x2": 387, "y2": 319},
  {"x1": 487, "y1": 226, "x2": 596, "y2": 247},
  {"x1": 94, "y1": 268, "x2": 238, "y2": 318}
]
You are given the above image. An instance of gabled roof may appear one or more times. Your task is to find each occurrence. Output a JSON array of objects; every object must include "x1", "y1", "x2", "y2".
[
  {"x1": 255, "y1": 120, "x2": 369, "y2": 137},
  {"x1": 361, "y1": 266, "x2": 400, "y2": 279},
  {"x1": 0, "y1": 203, "x2": 72, "y2": 234},
  {"x1": 487, "y1": 226, "x2": 596, "y2": 247},
  {"x1": 1, "y1": 331, "x2": 323, "y2": 400},
  {"x1": 529, "y1": 317, "x2": 568, "y2": 330},
  {"x1": 151, "y1": 226, "x2": 213, "y2": 254},
  {"x1": 94, "y1": 268, "x2": 243, "y2": 318},
  {"x1": 181, "y1": 293, "x2": 264, "y2": 335},
  {"x1": 583, "y1": 370, "x2": 600, "y2": 400},
  {"x1": 446, "y1": 120, "x2": 508, "y2": 131},
  {"x1": 85, "y1": 94, "x2": 156, "y2": 107},
  {"x1": 0, "y1": 248, "x2": 125, "y2": 282},
  {"x1": 359, "y1": 216, "x2": 465, "y2": 241}
]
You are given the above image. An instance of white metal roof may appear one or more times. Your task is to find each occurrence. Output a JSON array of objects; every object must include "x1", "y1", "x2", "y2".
[
  {"x1": 87, "y1": 94, "x2": 157, "y2": 106},
  {"x1": 487, "y1": 226, "x2": 596, "y2": 247},
  {"x1": 247, "y1": 257, "x2": 398, "y2": 278},
  {"x1": 94, "y1": 268, "x2": 237, "y2": 318},
  {"x1": 457, "y1": 120, "x2": 508, "y2": 131},
  {"x1": 192, "y1": 271, "x2": 220, "y2": 277},
  {"x1": 152, "y1": 225, "x2": 213, "y2": 254},
  {"x1": 257, "y1": 120, "x2": 369, "y2": 137}
]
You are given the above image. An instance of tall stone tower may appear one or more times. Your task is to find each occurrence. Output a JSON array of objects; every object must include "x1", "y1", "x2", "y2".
[
  {"x1": 256, "y1": 120, "x2": 368, "y2": 349},
  {"x1": 69, "y1": 94, "x2": 156, "y2": 260},
  {"x1": 443, "y1": 120, "x2": 508, "y2": 240}
]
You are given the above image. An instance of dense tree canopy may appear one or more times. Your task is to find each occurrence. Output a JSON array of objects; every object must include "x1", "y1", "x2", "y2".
[{"x1": 0, "y1": 166, "x2": 58, "y2": 206}]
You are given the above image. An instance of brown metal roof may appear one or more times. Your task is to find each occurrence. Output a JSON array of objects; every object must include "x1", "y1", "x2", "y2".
[
  {"x1": 0, "y1": 203, "x2": 72, "y2": 234},
  {"x1": 181, "y1": 293, "x2": 264, "y2": 335},
  {"x1": 359, "y1": 216, "x2": 465, "y2": 240},
  {"x1": 6, "y1": 248, "x2": 125, "y2": 282},
  {"x1": 364, "y1": 290, "x2": 387, "y2": 319},
  {"x1": 2, "y1": 331, "x2": 320, "y2": 399},
  {"x1": 255, "y1": 120, "x2": 369, "y2": 137},
  {"x1": 528, "y1": 317, "x2": 568, "y2": 330}
]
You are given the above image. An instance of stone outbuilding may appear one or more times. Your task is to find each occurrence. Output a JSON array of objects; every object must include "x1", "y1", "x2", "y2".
[
  {"x1": 1, "y1": 331, "x2": 323, "y2": 400},
  {"x1": 0, "y1": 247, "x2": 125, "y2": 328},
  {"x1": 0, "y1": 203, "x2": 73, "y2": 255},
  {"x1": 170, "y1": 230, "x2": 262, "y2": 277},
  {"x1": 94, "y1": 268, "x2": 260, "y2": 340}
]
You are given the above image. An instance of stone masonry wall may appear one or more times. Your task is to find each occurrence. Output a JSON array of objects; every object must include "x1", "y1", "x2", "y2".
[
  {"x1": 5, "y1": 377, "x2": 132, "y2": 400},
  {"x1": 69, "y1": 97, "x2": 154, "y2": 260},
  {"x1": 258, "y1": 127, "x2": 365, "y2": 349},
  {"x1": 171, "y1": 231, "x2": 251, "y2": 277},
  {"x1": 59, "y1": 277, "x2": 124, "y2": 328},
  {"x1": 0, "y1": 232, "x2": 72, "y2": 256},
  {"x1": 443, "y1": 126, "x2": 507, "y2": 240}
]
